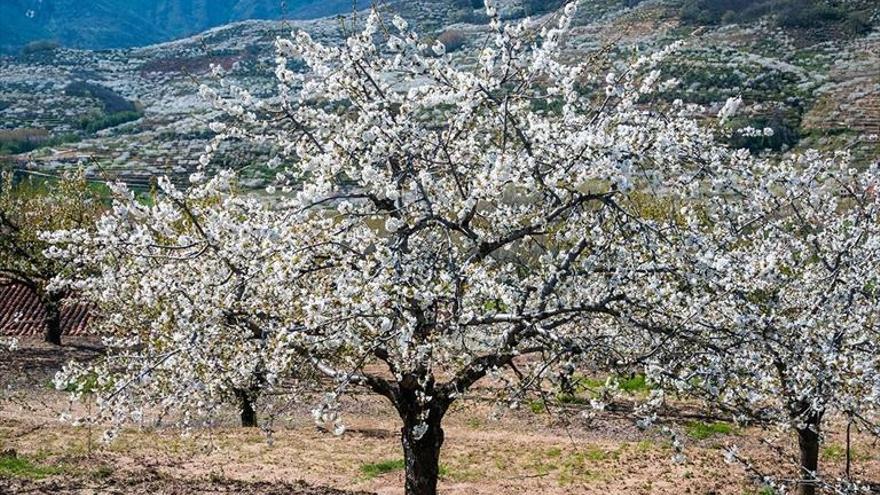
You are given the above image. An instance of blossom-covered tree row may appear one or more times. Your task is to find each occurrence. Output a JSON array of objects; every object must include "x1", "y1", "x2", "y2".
[{"x1": 45, "y1": 2, "x2": 880, "y2": 495}]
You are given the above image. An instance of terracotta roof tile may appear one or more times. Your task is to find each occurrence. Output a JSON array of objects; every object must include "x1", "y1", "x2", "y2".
[{"x1": 0, "y1": 281, "x2": 95, "y2": 336}]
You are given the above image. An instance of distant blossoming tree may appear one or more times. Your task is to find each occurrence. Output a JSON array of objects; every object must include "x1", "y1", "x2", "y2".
[
  {"x1": 52, "y1": 2, "x2": 757, "y2": 494},
  {"x1": 0, "y1": 169, "x2": 102, "y2": 345},
  {"x1": 653, "y1": 152, "x2": 880, "y2": 495},
  {"x1": 51, "y1": 175, "x2": 305, "y2": 429}
]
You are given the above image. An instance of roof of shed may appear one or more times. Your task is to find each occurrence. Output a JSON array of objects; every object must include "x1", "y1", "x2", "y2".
[{"x1": 0, "y1": 282, "x2": 94, "y2": 336}]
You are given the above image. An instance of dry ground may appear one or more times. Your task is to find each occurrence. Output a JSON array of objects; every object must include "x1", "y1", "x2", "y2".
[{"x1": 1, "y1": 337, "x2": 879, "y2": 494}]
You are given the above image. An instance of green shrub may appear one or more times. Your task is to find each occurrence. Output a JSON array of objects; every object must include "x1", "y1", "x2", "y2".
[
  {"x1": 0, "y1": 130, "x2": 80, "y2": 156},
  {"x1": 726, "y1": 113, "x2": 800, "y2": 153},
  {"x1": 775, "y1": 3, "x2": 843, "y2": 28},
  {"x1": 78, "y1": 111, "x2": 142, "y2": 134},
  {"x1": 843, "y1": 12, "x2": 872, "y2": 35},
  {"x1": 65, "y1": 81, "x2": 138, "y2": 114},
  {"x1": 522, "y1": 0, "x2": 566, "y2": 16},
  {"x1": 679, "y1": 0, "x2": 866, "y2": 32}
]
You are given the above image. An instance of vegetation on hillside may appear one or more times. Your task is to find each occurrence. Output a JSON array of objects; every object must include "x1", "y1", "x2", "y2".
[{"x1": 679, "y1": 0, "x2": 875, "y2": 35}]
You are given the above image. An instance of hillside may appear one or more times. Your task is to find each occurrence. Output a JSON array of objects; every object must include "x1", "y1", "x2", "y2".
[
  {"x1": 0, "y1": 0, "x2": 877, "y2": 189},
  {"x1": 0, "y1": 0, "x2": 371, "y2": 53}
]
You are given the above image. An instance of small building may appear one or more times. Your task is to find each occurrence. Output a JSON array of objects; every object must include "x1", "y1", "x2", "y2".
[{"x1": 0, "y1": 281, "x2": 94, "y2": 337}]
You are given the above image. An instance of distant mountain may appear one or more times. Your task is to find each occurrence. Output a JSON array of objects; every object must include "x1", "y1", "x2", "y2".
[{"x1": 0, "y1": 0, "x2": 370, "y2": 53}]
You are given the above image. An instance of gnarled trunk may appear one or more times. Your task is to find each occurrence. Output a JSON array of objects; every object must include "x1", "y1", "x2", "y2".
[
  {"x1": 394, "y1": 376, "x2": 448, "y2": 495},
  {"x1": 400, "y1": 413, "x2": 444, "y2": 495},
  {"x1": 43, "y1": 295, "x2": 62, "y2": 346},
  {"x1": 235, "y1": 389, "x2": 258, "y2": 427}
]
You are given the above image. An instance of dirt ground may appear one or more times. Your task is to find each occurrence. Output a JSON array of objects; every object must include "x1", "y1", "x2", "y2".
[{"x1": 1, "y1": 337, "x2": 879, "y2": 495}]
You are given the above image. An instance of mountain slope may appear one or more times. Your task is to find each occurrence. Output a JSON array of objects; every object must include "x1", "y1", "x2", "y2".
[{"x1": 0, "y1": 0, "x2": 370, "y2": 53}]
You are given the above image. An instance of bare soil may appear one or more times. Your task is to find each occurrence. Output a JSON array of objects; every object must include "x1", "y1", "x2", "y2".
[
  {"x1": 0, "y1": 471, "x2": 372, "y2": 495},
  {"x1": 1, "y1": 337, "x2": 879, "y2": 495}
]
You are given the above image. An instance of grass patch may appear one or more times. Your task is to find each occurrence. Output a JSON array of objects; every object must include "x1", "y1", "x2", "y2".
[
  {"x1": 635, "y1": 440, "x2": 655, "y2": 452},
  {"x1": 822, "y1": 443, "x2": 872, "y2": 462},
  {"x1": 618, "y1": 374, "x2": 650, "y2": 393},
  {"x1": 545, "y1": 447, "x2": 562, "y2": 458},
  {"x1": 685, "y1": 421, "x2": 737, "y2": 440},
  {"x1": 465, "y1": 417, "x2": 483, "y2": 429},
  {"x1": 0, "y1": 453, "x2": 64, "y2": 480},
  {"x1": 527, "y1": 399, "x2": 546, "y2": 414},
  {"x1": 573, "y1": 373, "x2": 653, "y2": 396},
  {"x1": 360, "y1": 458, "x2": 448, "y2": 480},
  {"x1": 584, "y1": 446, "x2": 617, "y2": 461},
  {"x1": 823, "y1": 444, "x2": 845, "y2": 462},
  {"x1": 558, "y1": 451, "x2": 608, "y2": 485},
  {"x1": 360, "y1": 458, "x2": 406, "y2": 479}
]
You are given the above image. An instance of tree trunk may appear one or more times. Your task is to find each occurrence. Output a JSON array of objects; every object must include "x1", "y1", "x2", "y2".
[
  {"x1": 394, "y1": 376, "x2": 448, "y2": 495},
  {"x1": 796, "y1": 417, "x2": 821, "y2": 495},
  {"x1": 235, "y1": 389, "x2": 258, "y2": 428},
  {"x1": 44, "y1": 296, "x2": 62, "y2": 346},
  {"x1": 401, "y1": 415, "x2": 444, "y2": 495}
]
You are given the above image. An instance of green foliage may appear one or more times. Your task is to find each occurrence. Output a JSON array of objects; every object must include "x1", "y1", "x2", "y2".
[
  {"x1": 627, "y1": 192, "x2": 682, "y2": 225},
  {"x1": 78, "y1": 111, "x2": 142, "y2": 134},
  {"x1": 584, "y1": 446, "x2": 614, "y2": 461},
  {"x1": 725, "y1": 113, "x2": 801, "y2": 153},
  {"x1": 62, "y1": 371, "x2": 102, "y2": 394},
  {"x1": 775, "y1": 2, "x2": 843, "y2": 29},
  {"x1": 579, "y1": 373, "x2": 652, "y2": 393},
  {"x1": 657, "y1": 51, "x2": 804, "y2": 105},
  {"x1": 465, "y1": 417, "x2": 484, "y2": 429},
  {"x1": 843, "y1": 12, "x2": 873, "y2": 35},
  {"x1": 90, "y1": 465, "x2": 115, "y2": 479},
  {"x1": 0, "y1": 169, "x2": 105, "y2": 290},
  {"x1": 679, "y1": 0, "x2": 873, "y2": 35},
  {"x1": 66, "y1": 81, "x2": 138, "y2": 114},
  {"x1": 0, "y1": 132, "x2": 80, "y2": 156},
  {"x1": 482, "y1": 299, "x2": 509, "y2": 312},
  {"x1": 618, "y1": 374, "x2": 650, "y2": 393},
  {"x1": 522, "y1": 0, "x2": 567, "y2": 16},
  {"x1": 822, "y1": 443, "x2": 846, "y2": 461},
  {"x1": 556, "y1": 392, "x2": 590, "y2": 405},
  {"x1": 685, "y1": 421, "x2": 737, "y2": 439}
]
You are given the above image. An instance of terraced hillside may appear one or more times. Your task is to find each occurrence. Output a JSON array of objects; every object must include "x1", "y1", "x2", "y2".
[{"x1": 0, "y1": 0, "x2": 877, "y2": 189}]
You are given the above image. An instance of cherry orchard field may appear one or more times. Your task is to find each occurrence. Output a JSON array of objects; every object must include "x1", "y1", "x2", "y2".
[{"x1": 2, "y1": 1, "x2": 879, "y2": 495}]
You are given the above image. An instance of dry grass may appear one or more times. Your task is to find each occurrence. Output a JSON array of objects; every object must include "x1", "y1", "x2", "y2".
[{"x1": 1, "y1": 337, "x2": 878, "y2": 495}]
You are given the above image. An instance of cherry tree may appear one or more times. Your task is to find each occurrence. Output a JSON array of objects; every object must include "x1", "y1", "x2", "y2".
[
  {"x1": 652, "y1": 151, "x2": 880, "y2": 495},
  {"x1": 52, "y1": 2, "x2": 740, "y2": 494},
  {"x1": 51, "y1": 174, "x2": 310, "y2": 430},
  {"x1": 0, "y1": 169, "x2": 103, "y2": 345}
]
